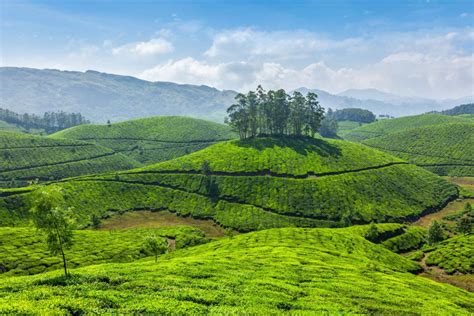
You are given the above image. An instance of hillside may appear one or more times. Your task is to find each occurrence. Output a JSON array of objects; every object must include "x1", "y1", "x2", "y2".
[
  {"x1": 51, "y1": 116, "x2": 237, "y2": 165},
  {"x1": 0, "y1": 226, "x2": 206, "y2": 277},
  {"x1": 363, "y1": 123, "x2": 474, "y2": 176},
  {"x1": 0, "y1": 227, "x2": 472, "y2": 314},
  {"x1": 0, "y1": 120, "x2": 23, "y2": 133},
  {"x1": 0, "y1": 131, "x2": 139, "y2": 187},
  {"x1": 0, "y1": 67, "x2": 237, "y2": 122},
  {"x1": 0, "y1": 137, "x2": 457, "y2": 229},
  {"x1": 343, "y1": 113, "x2": 473, "y2": 142}
]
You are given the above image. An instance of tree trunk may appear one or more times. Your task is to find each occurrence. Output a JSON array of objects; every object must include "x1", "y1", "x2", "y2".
[{"x1": 61, "y1": 248, "x2": 68, "y2": 277}]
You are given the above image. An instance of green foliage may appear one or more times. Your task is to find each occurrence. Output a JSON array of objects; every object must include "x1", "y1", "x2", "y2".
[
  {"x1": 364, "y1": 222, "x2": 379, "y2": 242},
  {"x1": 439, "y1": 103, "x2": 474, "y2": 116},
  {"x1": 0, "y1": 107, "x2": 89, "y2": 134},
  {"x1": 319, "y1": 109, "x2": 338, "y2": 138},
  {"x1": 30, "y1": 188, "x2": 76, "y2": 276},
  {"x1": 51, "y1": 116, "x2": 236, "y2": 165},
  {"x1": 0, "y1": 228, "x2": 472, "y2": 314},
  {"x1": 381, "y1": 226, "x2": 427, "y2": 253},
  {"x1": 0, "y1": 226, "x2": 207, "y2": 277},
  {"x1": 344, "y1": 113, "x2": 472, "y2": 142},
  {"x1": 0, "y1": 137, "x2": 458, "y2": 231},
  {"x1": 362, "y1": 123, "x2": 474, "y2": 176},
  {"x1": 145, "y1": 234, "x2": 168, "y2": 262},
  {"x1": 427, "y1": 221, "x2": 445, "y2": 245},
  {"x1": 425, "y1": 234, "x2": 473, "y2": 274},
  {"x1": 0, "y1": 131, "x2": 139, "y2": 187},
  {"x1": 332, "y1": 108, "x2": 376, "y2": 123},
  {"x1": 226, "y1": 87, "x2": 324, "y2": 138}
]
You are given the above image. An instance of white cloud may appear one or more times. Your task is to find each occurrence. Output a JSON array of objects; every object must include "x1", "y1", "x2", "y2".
[
  {"x1": 112, "y1": 38, "x2": 174, "y2": 56},
  {"x1": 205, "y1": 28, "x2": 364, "y2": 61}
]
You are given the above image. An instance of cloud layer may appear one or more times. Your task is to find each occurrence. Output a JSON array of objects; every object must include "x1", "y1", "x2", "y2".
[{"x1": 137, "y1": 27, "x2": 473, "y2": 99}]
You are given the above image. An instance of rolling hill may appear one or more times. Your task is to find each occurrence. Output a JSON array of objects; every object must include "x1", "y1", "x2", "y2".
[
  {"x1": 0, "y1": 227, "x2": 472, "y2": 314},
  {"x1": 0, "y1": 137, "x2": 458, "y2": 229},
  {"x1": 51, "y1": 116, "x2": 237, "y2": 165},
  {"x1": 0, "y1": 131, "x2": 139, "y2": 187},
  {"x1": 0, "y1": 226, "x2": 206, "y2": 277},
  {"x1": 343, "y1": 113, "x2": 473, "y2": 142},
  {"x1": 0, "y1": 120, "x2": 23, "y2": 133},
  {"x1": 0, "y1": 67, "x2": 237, "y2": 123},
  {"x1": 362, "y1": 123, "x2": 474, "y2": 176}
]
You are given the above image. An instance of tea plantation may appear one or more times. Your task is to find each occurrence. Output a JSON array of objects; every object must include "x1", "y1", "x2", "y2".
[
  {"x1": 424, "y1": 234, "x2": 474, "y2": 274},
  {"x1": 363, "y1": 123, "x2": 474, "y2": 176},
  {"x1": 51, "y1": 116, "x2": 237, "y2": 165},
  {"x1": 0, "y1": 226, "x2": 207, "y2": 277},
  {"x1": 0, "y1": 228, "x2": 472, "y2": 314},
  {"x1": 344, "y1": 113, "x2": 473, "y2": 142},
  {"x1": 0, "y1": 131, "x2": 139, "y2": 187},
  {"x1": 0, "y1": 137, "x2": 458, "y2": 229}
]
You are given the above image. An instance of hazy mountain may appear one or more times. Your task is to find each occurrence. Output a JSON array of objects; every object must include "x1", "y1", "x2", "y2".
[
  {"x1": 0, "y1": 67, "x2": 237, "y2": 123},
  {"x1": 296, "y1": 87, "x2": 473, "y2": 117},
  {"x1": 1, "y1": 67, "x2": 471, "y2": 122}
]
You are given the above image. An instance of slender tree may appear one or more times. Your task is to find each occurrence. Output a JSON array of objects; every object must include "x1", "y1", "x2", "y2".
[
  {"x1": 30, "y1": 188, "x2": 75, "y2": 277},
  {"x1": 145, "y1": 234, "x2": 167, "y2": 263}
]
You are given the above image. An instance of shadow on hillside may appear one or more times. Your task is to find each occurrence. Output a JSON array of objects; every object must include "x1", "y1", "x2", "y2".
[{"x1": 234, "y1": 136, "x2": 342, "y2": 157}]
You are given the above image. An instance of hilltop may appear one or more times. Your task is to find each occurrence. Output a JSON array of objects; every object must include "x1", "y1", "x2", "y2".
[
  {"x1": 51, "y1": 116, "x2": 237, "y2": 165},
  {"x1": 343, "y1": 113, "x2": 473, "y2": 142},
  {"x1": 0, "y1": 137, "x2": 457, "y2": 229},
  {"x1": 1, "y1": 227, "x2": 472, "y2": 314},
  {"x1": 363, "y1": 123, "x2": 474, "y2": 176},
  {"x1": 0, "y1": 67, "x2": 237, "y2": 123},
  {"x1": 0, "y1": 131, "x2": 139, "y2": 187}
]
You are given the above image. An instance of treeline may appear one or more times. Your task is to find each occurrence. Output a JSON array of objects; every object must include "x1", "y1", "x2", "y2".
[
  {"x1": 439, "y1": 103, "x2": 474, "y2": 116},
  {"x1": 0, "y1": 108, "x2": 90, "y2": 133},
  {"x1": 331, "y1": 108, "x2": 376, "y2": 123},
  {"x1": 226, "y1": 86, "x2": 325, "y2": 139}
]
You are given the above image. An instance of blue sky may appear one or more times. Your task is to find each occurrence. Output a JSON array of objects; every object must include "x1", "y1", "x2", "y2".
[{"x1": 1, "y1": 0, "x2": 473, "y2": 98}]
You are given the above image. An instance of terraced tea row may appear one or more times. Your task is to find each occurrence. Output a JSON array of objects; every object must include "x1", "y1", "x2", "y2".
[
  {"x1": 0, "y1": 131, "x2": 139, "y2": 187},
  {"x1": 0, "y1": 226, "x2": 207, "y2": 277},
  {"x1": 363, "y1": 123, "x2": 474, "y2": 176},
  {"x1": 1, "y1": 228, "x2": 472, "y2": 314},
  {"x1": 51, "y1": 116, "x2": 237, "y2": 165},
  {"x1": 343, "y1": 113, "x2": 472, "y2": 142},
  {"x1": 0, "y1": 138, "x2": 458, "y2": 231}
]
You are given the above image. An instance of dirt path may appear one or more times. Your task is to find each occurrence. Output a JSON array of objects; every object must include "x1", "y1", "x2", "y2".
[
  {"x1": 419, "y1": 253, "x2": 473, "y2": 292},
  {"x1": 412, "y1": 198, "x2": 474, "y2": 227}
]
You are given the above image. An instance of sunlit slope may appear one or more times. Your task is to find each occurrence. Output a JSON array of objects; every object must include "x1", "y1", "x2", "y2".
[
  {"x1": 0, "y1": 137, "x2": 457, "y2": 229},
  {"x1": 0, "y1": 226, "x2": 206, "y2": 277},
  {"x1": 344, "y1": 113, "x2": 472, "y2": 142},
  {"x1": 0, "y1": 131, "x2": 139, "y2": 187},
  {"x1": 363, "y1": 123, "x2": 474, "y2": 176},
  {"x1": 51, "y1": 116, "x2": 237, "y2": 165},
  {"x1": 1, "y1": 228, "x2": 472, "y2": 314}
]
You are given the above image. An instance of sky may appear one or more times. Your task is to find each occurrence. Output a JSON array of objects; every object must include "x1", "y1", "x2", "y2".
[{"x1": 1, "y1": 0, "x2": 473, "y2": 99}]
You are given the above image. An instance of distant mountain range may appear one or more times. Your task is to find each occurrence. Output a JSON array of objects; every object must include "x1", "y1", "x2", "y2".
[
  {"x1": 1, "y1": 67, "x2": 472, "y2": 122},
  {"x1": 295, "y1": 87, "x2": 473, "y2": 117},
  {"x1": 0, "y1": 67, "x2": 236, "y2": 123}
]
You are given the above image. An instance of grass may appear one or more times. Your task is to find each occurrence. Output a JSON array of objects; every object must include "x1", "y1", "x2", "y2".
[
  {"x1": 97, "y1": 210, "x2": 230, "y2": 238},
  {"x1": 445, "y1": 177, "x2": 474, "y2": 197},
  {"x1": 0, "y1": 226, "x2": 208, "y2": 277},
  {"x1": 51, "y1": 116, "x2": 237, "y2": 165},
  {"x1": 0, "y1": 131, "x2": 139, "y2": 187},
  {"x1": 0, "y1": 137, "x2": 458, "y2": 230},
  {"x1": 362, "y1": 123, "x2": 474, "y2": 176},
  {"x1": 344, "y1": 113, "x2": 473, "y2": 142},
  {"x1": 0, "y1": 227, "x2": 472, "y2": 314}
]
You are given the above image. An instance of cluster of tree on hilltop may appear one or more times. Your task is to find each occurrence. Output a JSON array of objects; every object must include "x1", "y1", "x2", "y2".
[
  {"x1": 226, "y1": 86, "x2": 325, "y2": 139},
  {"x1": 0, "y1": 108, "x2": 90, "y2": 133},
  {"x1": 331, "y1": 108, "x2": 376, "y2": 123}
]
